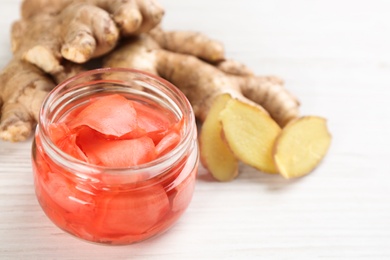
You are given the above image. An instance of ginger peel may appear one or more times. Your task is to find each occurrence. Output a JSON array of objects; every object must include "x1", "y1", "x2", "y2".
[
  {"x1": 0, "y1": 60, "x2": 54, "y2": 142},
  {"x1": 20, "y1": 0, "x2": 165, "y2": 36}
]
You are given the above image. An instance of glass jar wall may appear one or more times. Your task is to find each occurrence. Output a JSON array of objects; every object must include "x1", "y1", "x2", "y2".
[{"x1": 32, "y1": 68, "x2": 198, "y2": 245}]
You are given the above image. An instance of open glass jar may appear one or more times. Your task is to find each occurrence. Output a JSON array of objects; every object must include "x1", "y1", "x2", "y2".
[{"x1": 32, "y1": 68, "x2": 199, "y2": 245}]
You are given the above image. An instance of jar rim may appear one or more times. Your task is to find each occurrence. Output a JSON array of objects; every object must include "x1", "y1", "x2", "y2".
[{"x1": 38, "y1": 67, "x2": 197, "y2": 176}]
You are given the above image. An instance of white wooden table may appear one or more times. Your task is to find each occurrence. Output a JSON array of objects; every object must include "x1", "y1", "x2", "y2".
[{"x1": 1, "y1": 0, "x2": 390, "y2": 259}]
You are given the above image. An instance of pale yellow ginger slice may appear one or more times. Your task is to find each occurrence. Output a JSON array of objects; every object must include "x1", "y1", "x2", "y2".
[
  {"x1": 273, "y1": 116, "x2": 332, "y2": 179},
  {"x1": 220, "y1": 98, "x2": 281, "y2": 174},
  {"x1": 200, "y1": 94, "x2": 239, "y2": 181}
]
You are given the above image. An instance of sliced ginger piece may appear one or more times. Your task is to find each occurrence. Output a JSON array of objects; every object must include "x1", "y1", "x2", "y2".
[
  {"x1": 273, "y1": 116, "x2": 331, "y2": 179},
  {"x1": 220, "y1": 98, "x2": 281, "y2": 174},
  {"x1": 200, "y1": 94, "x2": 239, "y2": 181}
]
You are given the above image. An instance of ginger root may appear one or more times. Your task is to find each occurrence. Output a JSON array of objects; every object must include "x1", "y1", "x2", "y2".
[
  {"x1": 0, "y1": 0, "x2": 164, "y2": 141},
  {"x1": 149, "y1": 27, "x2": 225, "y2": 62},
  {"x1": 104, "y1": 29, "x2": 332, "y2": 180},
  {"x1": 0, "y1": 59, "x2": 84, "y2": 142},
  {"x1": 103, "y1": 30, "x2": 302, "y2": 180},
  {"x1": 21, "y1": 0, "x2": 165, "y2": 36},
  {"x1": 0, "y1": 60, "x2": 54, "y2": 142},
  {"x1": 1, "y1": 1, "x2": 331, "y2": 181},
  {"x1": 104, "y1": 33, "x2": 299, "y2": 125},
  {"x1": 14, "y1": 0, "x2": 164, "y2": 74}
]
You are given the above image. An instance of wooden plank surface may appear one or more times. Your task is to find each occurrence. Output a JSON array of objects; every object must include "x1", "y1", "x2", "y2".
[{"x1": 1, "y1": 0, "x2": 390, "y2": 259}]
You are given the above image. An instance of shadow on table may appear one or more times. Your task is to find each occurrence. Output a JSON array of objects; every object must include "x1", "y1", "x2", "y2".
[{"x1": 196, "y1": 162, "x2": 303, "y2": 191}]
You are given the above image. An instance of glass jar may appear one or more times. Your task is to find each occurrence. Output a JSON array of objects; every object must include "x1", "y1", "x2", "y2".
[{"x1": 32, "y1": 68, "x2": 199, "y2": 245}]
